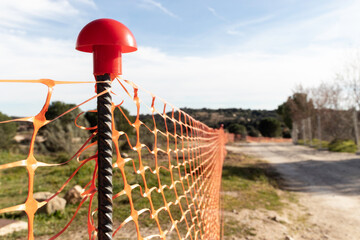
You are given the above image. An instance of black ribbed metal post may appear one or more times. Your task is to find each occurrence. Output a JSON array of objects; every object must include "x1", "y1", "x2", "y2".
[
  {"x1": 76, "y1": 18, "x2": 137, "y2": 239},
  {"x1": 97, "y1": 73, "x2": 113, "y2": 240}
]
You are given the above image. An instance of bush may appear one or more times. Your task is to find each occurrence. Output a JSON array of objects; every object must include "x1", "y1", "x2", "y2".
[
  {"x1": 85, "y1": 106, "x2": 135, "y2": 150},
  {"x1": 39, "y1": 101, "x2": 90, "y2": 154},
  {"x1": 328, "y1": 139, "x2": 357, "y2": 153},
  {"x1": 297, "y1": 139, "x2": 312, "y2": 145},
  {"x1": 228, "y1": 123, "x2": 247, "y2": 136},
  {"x1": 297, "y1": 139, "x2": 305, "y2": 145},
  {"x1": 282, "y1": 127, "x2": 291, "y2": 138},
  {"x1": 259, "y1": 118, "x2": 281, "y2": 138},
  {"x1": 247, "y1": 125, "x2": 260, "y2": 137},
  {"x1": 312, "y1": 139, "x2": 329, "y2": 149},
  {"x1": 0, "y1": 112, "x2": 17, "y2": 150}
]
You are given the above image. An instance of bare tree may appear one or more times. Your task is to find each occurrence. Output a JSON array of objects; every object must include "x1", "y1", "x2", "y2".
[
  {"x1": 320, "y1": 81, "x2": 352, "y2": 141},
  {"x1": 336, "y1": 51, "x2": 360, "y2": 148},
  {"x1": 309, "y1": 82, "x2": 329, "y2": 148}
]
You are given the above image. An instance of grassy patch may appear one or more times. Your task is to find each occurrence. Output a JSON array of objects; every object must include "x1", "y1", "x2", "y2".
[
  {"x1": 0, "y1": 149, "x2": 192, "y2": 239},
  {"x1": 297, "y1": 138, "x2": 357, "y2": 153},
  {"x1": 224, "y1": 216, "x2": 257, "y2": 237},
  {"x1": 222, "y1": 153, "x2": 285, "y2": 212},
  {"x1": 0, "y1": 151, "x2": 97, "y2": 239},
  {"x1": 221, "y1": 151, "x2": 296, "y2": 238}
]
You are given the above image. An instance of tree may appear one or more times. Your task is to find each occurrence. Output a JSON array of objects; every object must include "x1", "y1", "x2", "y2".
[
  {"x1": 311, "y1": 81, "x2": 352, "y2": 141},
  {"x1": 286, "y1": 92, "x2": 314, "y2": 123},
  {"x1": 40, "y1": 101, "x2": 89, "y2": 154},
  {"x1": 335, "y1": 52, "x2": 360, "y2": 147},
  {"x1": 0, "y1": 112, "x2": 17, "y2": 150},
  {"x1": 247, "y1": 125, "x2": 260, "y2": 137},
  {"x1": 113, "y1": 107, "x2": 134, "y2": 136},
  {"x1": 259, "y1": 118, "x2": 281, "y2": 138},
  {"x1": 309, "y1": 81, "x2": 345, "y2": 145},
  {"x1": 228, "y1": 123, "x2": 247, "y2": 137},
  {"x1": 85, "y1": 106, "x2": 135, "y2": 150},
  {"x1": 45, "y1": 101, "x2": 78, "y2": 125},
  {"x1": 336, "y1": 51, "x2": 360, "y2": 109},
  {"x1": 85, "y1": 106, "x2": 134, "y2": 135},
  {"x1": 277, "y1": 103, "x2": 292, "y2": 129},
  {"x1": 283, "y1": 86, "x2": 316, "y2": 144}
]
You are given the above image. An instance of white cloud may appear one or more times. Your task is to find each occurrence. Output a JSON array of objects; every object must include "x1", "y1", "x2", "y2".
[
  {"x1": 226, "y1": 30, "x2": 243, "y2": 36},
  {"x1": 232, "y1": 15, "x2": 275, "y2": 28},
  {"x1": 311, "y1": 1, "x2": 360, "y2": 43},
  {"x1": 0, "y1": 30, "x2": 95, "y2": 117},
  {"x1": 234, "y1": 1, "x2": 360, "y2": 52},
  {"x1": 207, "y1": 7, "x2": 226, "y2": 21},
  {"x1": 75, "y1": 0, "x2": 96, "y2": 9},
  {"x1": 122, "y1": 45, "x2": 347, "y2": 113},
  {"x1": 0, "y1": 31, "x2": 347, "y2": 116},
  {"x1": 0, "y1": 0, "x2": 80, "y2": 30},
  {"x1": 225, "y1": 14, "x2": 274, "y2": 37},
  {"x1": 141, "y1": 0, "x2": 180, "y2": 19},
  {"x1": 0, "y1": 0, "x2": 359, "y2": 117}
]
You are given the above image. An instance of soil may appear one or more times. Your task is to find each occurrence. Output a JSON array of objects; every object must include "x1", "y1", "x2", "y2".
[{"x1": 226, "y1": 142, "x2": 360, "y2": 240}]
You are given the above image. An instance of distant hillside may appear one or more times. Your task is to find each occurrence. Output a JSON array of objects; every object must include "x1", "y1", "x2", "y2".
[
  {"x1": 11, "y1": 107, "x2": 287, "y2": 144},
  {"x1": 181, "y1": 107, "x2": 278, "y2": 128}
]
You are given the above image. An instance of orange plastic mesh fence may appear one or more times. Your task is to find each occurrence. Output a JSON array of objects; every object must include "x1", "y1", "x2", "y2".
[{"x1": 0, "y1": 77, "x2": 226, "y2": 239}]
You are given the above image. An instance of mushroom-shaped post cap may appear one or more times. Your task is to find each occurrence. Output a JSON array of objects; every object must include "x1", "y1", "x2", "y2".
[{"x1": 76, "y1": 18, "x2": 137, "y2": 76}]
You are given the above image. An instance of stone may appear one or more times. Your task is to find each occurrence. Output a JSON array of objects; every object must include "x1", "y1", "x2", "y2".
[
  {"x1": 65, "y1": 185, "x2": 84, "y2": 204},
  {"x1": 121, "y1": 152, "x2": 129, "y2": 158},
  {"x1": 269, "y1": 214, "x2": 290, "y2": 224},
  {"x1": 33, "y1": 192, "x2": 66, "y2": 215},
  {"x1": 285, "y1": 236, "x2": 294, "y2": 240},
  {"x1": 0, "y1": 219, "x2": 27, "y2": 236}
]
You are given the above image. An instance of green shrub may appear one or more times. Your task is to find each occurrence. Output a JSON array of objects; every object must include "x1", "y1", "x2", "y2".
[
  {"x1": 297, "y1": 139, "x2": 312, "y2": 145},
  {"x1": 259, "y1": 118, "x2": 281, "y2": 138},
  {"x1": 228, "y1": 123, "x2": 247, "y2": 136},
  {"x1": 247, "y1": 125, "x2": 260, "y2": 137},
  {"x1": 328, "y1": 139, "x2": 357, "y2": 153},
  {"x1": 0, "y1": 112, "x2": 17, "y2": 150},
  {"x1": 39, "y1": 101, "x2": 90, "y2": 154},
  {"x1": 312, "y1": 139, "x2": 329, "y2": 149}
]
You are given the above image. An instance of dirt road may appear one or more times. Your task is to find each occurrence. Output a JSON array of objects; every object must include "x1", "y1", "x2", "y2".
[{"x1": 227, "y1": 142, "x2": 360, "y2": 240}]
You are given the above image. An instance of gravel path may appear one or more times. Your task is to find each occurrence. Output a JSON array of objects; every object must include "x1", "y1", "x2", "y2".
[{"x1": 227, "y1": 142, "x2": 360, "y2": 240}]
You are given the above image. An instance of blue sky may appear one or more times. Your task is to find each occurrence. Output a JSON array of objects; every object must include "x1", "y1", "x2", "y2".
[{"x1": 0, "y1": 0, "x2": 360, "y2": 116}]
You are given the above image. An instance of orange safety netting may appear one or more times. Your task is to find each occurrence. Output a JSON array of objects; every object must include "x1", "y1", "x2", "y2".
[{"x1": 0, "y1": 77, "x2": 226, "y2": 239}]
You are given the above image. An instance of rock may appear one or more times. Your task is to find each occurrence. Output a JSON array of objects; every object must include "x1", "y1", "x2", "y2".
[
  {"x1": 0, "y1": 219, "x2": 27, "y2": 236},
  {"x1": 269, "y1": 214, "x2": 290, "y2": 224},
  {"x1": 285, "y1": 236, "x2": 294, "y2": 240},
  {"x1": 121, "y1": 152, "x2": 129, "y2": 158},
  {"x1": 33, "y1": 192, "x2": 66, "y2": 215},
  {"x1": 65, "y1": 185, "x2": 83, "y2": 204}
]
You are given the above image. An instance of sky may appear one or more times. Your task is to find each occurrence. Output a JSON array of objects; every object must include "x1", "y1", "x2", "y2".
[{"x1": 0, "y1": 0, "x2": 360, "y2": 116}]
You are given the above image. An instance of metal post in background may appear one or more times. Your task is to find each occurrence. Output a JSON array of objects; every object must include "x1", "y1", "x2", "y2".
[{"x1": 76, "y1": 18, "x2": 137, "y2": 239}]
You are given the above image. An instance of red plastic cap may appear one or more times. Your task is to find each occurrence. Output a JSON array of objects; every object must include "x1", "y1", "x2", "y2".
[{"x1": 76, "y1": 18, "x2": 137, "y2": 75}]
